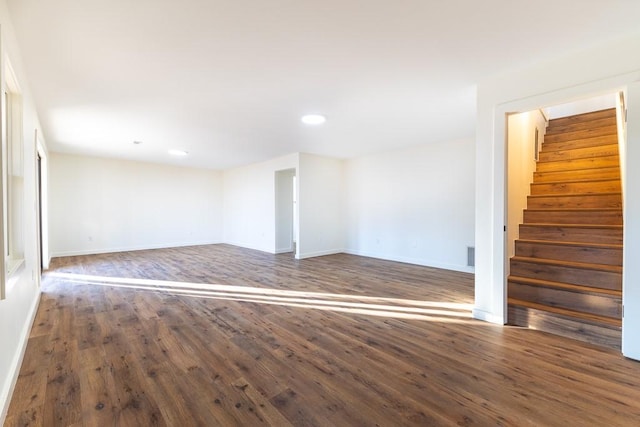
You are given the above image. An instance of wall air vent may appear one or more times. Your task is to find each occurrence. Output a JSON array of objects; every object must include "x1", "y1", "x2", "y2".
[{"x1": 467, "y1": 246, "x2": 475, "y2": 267}]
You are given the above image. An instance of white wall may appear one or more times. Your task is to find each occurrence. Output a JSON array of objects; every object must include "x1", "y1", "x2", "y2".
[
  {"x1": 297, "y1": 153, "x2": 345, "y2": 259},
  {"x1": 49, "y1": 153, "x2": 223, "y2": 256},
  {"x1": 344, "y1": 139, "x2": 475, "y2": 273},
  {"x1": 223, "y1": 153, "x2": 298, "y2": 253},
  {"x1": 0, "y1": 1, "x2": 47, "y2": 421},
  {"x1": 507, "y1": 111, "x2": 546, "y2": 259},
  {"x1": 475, "y1": 31, "x2": 640, "y2": 358},
  {"x1": 547, "y1": 93, "x2": 616, "y2": 119}
]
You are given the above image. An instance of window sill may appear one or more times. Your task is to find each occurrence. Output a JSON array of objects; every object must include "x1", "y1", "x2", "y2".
[{"x1": 7, "y1": 257, "x2": 25, "y2": 278}]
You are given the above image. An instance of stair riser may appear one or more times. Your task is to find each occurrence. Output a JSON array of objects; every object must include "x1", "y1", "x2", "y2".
[
  {"x1": 547, "y1": 109, "x2": 616, "y2": 128},
  {"x1": 537, "y1": 155, "x2": 620, "y2": 172},
  {"x1": 542, "y1": 135, "x2": 617, "y2": 152},
  {"x1": 546, "y1": 117, "x2": 617, "y2": 135},
  {"x1": 523, "y1": 210, "x2": 622, "y2": 225},
  {"x1": 515, "y1": 241, "x2": 622, "y2": 265},
  {"x1": 507, "y1": 304, "x2": 621, "y2": 350},
  {"x1": 543, "y1": 125, "x2": 617, "y2": 144},
  {"x1": 510, "y1": 260, "x2": 621, "y2": 290},
  {"x1": 508, "y1": 282, "x2": 621, "y2": 318},
  {"x1": 533, "y1": 167, "x2": 620, "y2": 183},
  {"x1": 519, "y1": 225, "x2": 622, "y2": 244},
  {"x1": 539, "y1": 144, "x2": 619, "y2": 162},
  {"x1": 527, "y1": 194, "x2": 622, "y2": 209},
  {"x1": 530, "y1": 180, "x2": 621, "y2": 195}
]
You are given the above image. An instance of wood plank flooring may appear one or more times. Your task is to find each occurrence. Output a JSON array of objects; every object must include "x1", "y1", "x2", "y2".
[{"x1": 6, "y1": 244, "x2": 640, "y2": 426}]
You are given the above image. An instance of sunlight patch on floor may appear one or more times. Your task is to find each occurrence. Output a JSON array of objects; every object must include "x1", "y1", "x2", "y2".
[{"x1": 47, "y1": 272, "x2": 475, "y2": 323}]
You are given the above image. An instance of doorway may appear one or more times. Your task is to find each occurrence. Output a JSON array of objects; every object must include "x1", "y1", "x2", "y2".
[{"x1": 275, "y1": 169, "x2": 297, "y2": 255}]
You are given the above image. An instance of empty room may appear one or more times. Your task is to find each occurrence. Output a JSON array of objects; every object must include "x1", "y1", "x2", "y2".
[{"x1": 2, "y1": 0, "x2": 640, "y2": 425}]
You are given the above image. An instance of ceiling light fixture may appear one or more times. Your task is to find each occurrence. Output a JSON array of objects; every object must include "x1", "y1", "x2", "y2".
[
  {"x1": 132, "y1": 140, "x2": 143, "y2": 145},
  {"x1": 301, "y1": 114, "x2": 326, "y2": 125},
  {"x1": 168, "y1": 149, "x2": 188, "y2": 156}
]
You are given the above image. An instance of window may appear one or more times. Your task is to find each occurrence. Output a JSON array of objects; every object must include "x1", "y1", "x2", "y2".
[{"x1": 1, "y1": 60, "x2": 24, "y2": 298}]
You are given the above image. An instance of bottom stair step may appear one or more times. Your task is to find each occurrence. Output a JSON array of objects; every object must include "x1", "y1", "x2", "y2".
[
  {"x1": 508, "y1": 276, "x2": 621, "y2": 319},
  {"x1": 508, "y1": 299, "x2": 621, "y2": 350}
]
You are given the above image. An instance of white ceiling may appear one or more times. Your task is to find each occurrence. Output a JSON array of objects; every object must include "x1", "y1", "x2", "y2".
[{"x1": 7, "y1": 0, "x2": 640, "y2": 170}]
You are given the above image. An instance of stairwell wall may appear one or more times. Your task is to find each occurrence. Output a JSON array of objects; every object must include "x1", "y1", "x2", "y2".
[{"x1": 506, "y1": 111, "x2": 547, "y2": 260}]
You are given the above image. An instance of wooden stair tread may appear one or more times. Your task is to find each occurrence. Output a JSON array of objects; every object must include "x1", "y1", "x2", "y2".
[
  {"x1": 547, "y1": 108, "x2": 616, "y2": 126},
  {"x1": 524, "y1": 207, "x2": 621, "y2": 212},
  {"x1": 521, "y1": 223, "x2": 622, "y2": 229},
  {"x1": 508, "y1": 275, "x2": 622, "y2": 296},
  {"x1": 538, "y1": 149, "x2": 619, "y2": 163},
  {"x1": 542, "y1": 135, "x2": 618, "y2": 149},
  {"x1": 528, "y1": 191, "x2": 621, "y2": 198},
  {"x1": 545, "y1": 118, "x2": 617, "y2": 135},
  {"x1": 541, "y1": 142, "x2": 618, "y2": 151},
  {"x1": 531, "y1": 178, "x2": 620, "y2": 186},
  {"x1": 516, "y1": 239, "x2": 622, "y2": 249},
  {"x1": 510, "y1": 256, "x2": 622, "y2": 273},
  {"x1": 532, "y1": 176, "x2": 620, "y2": 184},
  {"x1": 542, "y1": 126, "x2": 618, "y2": 143},
  {"x1": 507, "y1": 298, "x2": 622, "y2": 327}
]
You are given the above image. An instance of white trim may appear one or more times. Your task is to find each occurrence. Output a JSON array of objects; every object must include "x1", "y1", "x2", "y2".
[
  {"x1": 50, "y1": 240, "x2": 223, "y2": 258},
  {"x1": 0, "y1": 289, "x2": 40, "y2": 425},
  {"x1": 343, "y1": 249, "x2": 475, "y2": 274},
  {"x1": 296, "y1": 248, "x2": 344, "y2": 260},
  {"x1": 275, "y1": 248, "x2": 294, "y2": 254},
  {"x1": 472, "y1": 308, "x2": 505, "y2": 325}
]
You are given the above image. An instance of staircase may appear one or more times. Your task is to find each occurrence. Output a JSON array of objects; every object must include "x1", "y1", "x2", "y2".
[{"x1": 507, "y1": 108, "x2": 623, "y2": 350}]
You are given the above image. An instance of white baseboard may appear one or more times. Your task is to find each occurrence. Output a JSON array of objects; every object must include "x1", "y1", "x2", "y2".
[
  {"x1": 0, "y1": 288, "x2": 41, "y2": 425},
  {"x1": 296, "y1": 248, "x2": 344, "y2": 259},
  {"x1": 343, "y1": 249, "x2": 475, "y2": 274},
  {"x1": 472, "y1": 308, "x2": 505, "y2": 325},
  {"x1": 50, "y1": 240, "x2": 223, "y2": 258},
  {"x1": 275, "y1": 247, "x2": 294, "y2": 254}
]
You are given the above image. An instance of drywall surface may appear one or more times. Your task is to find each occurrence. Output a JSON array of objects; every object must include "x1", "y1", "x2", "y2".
[
  {"x1": 223, "y1": 153, "x2": 298, "y2": 253},
  {"x1": 507, "y1": 111, "x2": 546, "y2": 260},
  {"x1": 344, "y1": 139, "x2": 475, "y2": 272},
  {"x1": 0, "y1": 0, "x2": 47, "y2": 420},
  {"x1": 49, "y1": 153, "x2": 223, "y2": 256},
  {"x1": 297, "y1": 153, "x2": 345, "y2": 258}
]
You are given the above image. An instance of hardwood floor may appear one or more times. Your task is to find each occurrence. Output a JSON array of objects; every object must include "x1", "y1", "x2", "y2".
[{"x1": 5, "y1": 244, "x2": 640, "y2": 426}]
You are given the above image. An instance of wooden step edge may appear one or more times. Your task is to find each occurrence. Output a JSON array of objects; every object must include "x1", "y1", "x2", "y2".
[
  {"x1": 531, "y1": 178, "x2": 621, "y2": 186},
  {"x1": 528, "y1": 191, "x2": 622, "y2": 199},
  {"x1": 524, "y1": 208, "x2": 622, "y2": 213},
  {"x1": 520, "y1": 223, "x2": 623, "y2": 230},
  {"x1": 542, "y1": 135, "x2": 619, "y2": 147},
  {"x1": 537, "y1": 153, "x2": 619, "y2": 164},
  {"x1": 510, "y1": 256, "x2": 622, "y2": 273},
  {"x1": 516, "y1": 239, "x2": 623, "y2": 250},
  {"x1": 548, "y1": 108, "x2": 616, "y2": 122},
  {"x1": 534, "y1": 166, "x2": 621, "y2": 175},
  {"x1": 540, "y1": 143, "x2": 619, "y2": 153},
  {"x1": 531, "y1": 176, "x2": 621, "y2": 185},
  {"x1": 507, "y1": 298, "x2": 622, "y2": 327},
  {"x1": 543, "y1": 127, "x2": 618, "y2": 138},
  {"x1": 544, "y1": 126, "x2": 618, "y2": 137},
  {"x1": 508, "y1": 275, "x2": 622, "y2": 296}
]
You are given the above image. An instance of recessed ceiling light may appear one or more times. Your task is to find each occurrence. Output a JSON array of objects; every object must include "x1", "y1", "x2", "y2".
[
  {"x1": 168, "y1": 149, "x2": 188, "y2": 156},
  {"x1": 301, "y1": 114, "x2": 326, "y2": 125}
]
